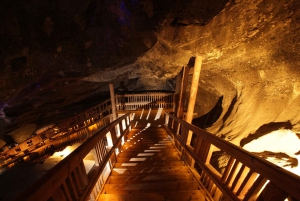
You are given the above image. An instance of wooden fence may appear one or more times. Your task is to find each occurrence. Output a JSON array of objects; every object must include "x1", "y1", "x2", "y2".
[
  {"x1": 14, "y1": 113, "x2": 133, "y2": 201},
  {"x1": 57, "y1": 99, "x2": 112, "y2": 133},
  {"x1": 116, "y1": 93, "x2": 174, "y2": 110},
  {"x1": 164, "y1": 113, "x2": 300, "y2": 201}
]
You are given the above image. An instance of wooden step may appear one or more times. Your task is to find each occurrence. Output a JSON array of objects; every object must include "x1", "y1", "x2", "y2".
[
  {"x1": 102, "y1": 181, "x2": 201, "y2": 194},
  {"x1": 107, "y1": 173, "x2": 195, "y2": 184},
  {"x1": 119, "y1": 149, "x2": 177, "y2": 155},
  {"x1": 111, "y1": 166, "x2": 190, "y2": 176},
  {"x1": 98, "y1": 110, "x2": 205, "y2": 201},
  {"x1": 116, "y1": 156, "x2": 181, "y2": 163},
  {"x1": 113, "y1": 161, "x2": 185, "y2": 168},
  {"x1": 117, "y1": 152, "x2": 180, "y2": 158},
  {"x1": 122, "y1": 143, "x2": 174, "y2": 148},
  {"x1": 98, "y1": 190, "x2": 206, "y2": 201}
]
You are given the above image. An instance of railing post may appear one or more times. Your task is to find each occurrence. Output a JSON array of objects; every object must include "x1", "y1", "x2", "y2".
[
  {"x1": 109, "y1": 83, "x2": 117, "y2": 120},
  {"x1": 186, "y1": 56, "x2": 202, "y2": 145},
  {"x1": 177, "y1": 65, "x2": 190, "y2": 119}
]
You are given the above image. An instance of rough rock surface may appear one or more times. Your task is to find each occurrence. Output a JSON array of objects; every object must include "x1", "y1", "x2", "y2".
[{"x1": 0, "y1": 0, "x2": 300, "y2": 169}]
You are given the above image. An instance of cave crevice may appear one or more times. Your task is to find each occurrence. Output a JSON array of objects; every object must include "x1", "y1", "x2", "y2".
[
  {"x1": 192, "y1": 95, "x2": 223, "y2": 129},
  {"x1": 240, "y1": 121, "x2": 293, "y2": 147}
]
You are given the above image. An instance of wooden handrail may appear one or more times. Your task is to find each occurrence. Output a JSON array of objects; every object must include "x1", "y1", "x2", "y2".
[
  {"x1": 14, "y1": 113, "x2": 132, "y2": 201},
  {"x1": 115, "y1": 93, "x2": 174, "y2": 110},
  {"x1": 1, "y1": 92, "x2": 175, "y2": 169},
  {"x1": 164, "y1": 113, "x2": 300, "y2": 200}
]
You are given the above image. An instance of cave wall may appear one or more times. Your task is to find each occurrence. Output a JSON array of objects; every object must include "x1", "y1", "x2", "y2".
[
  {"x1": 152, "y1": 0, "x2": 300, "y2": 145},
  {"x1": 0, "y1": 0, "x2": 300, "y2": 148}
]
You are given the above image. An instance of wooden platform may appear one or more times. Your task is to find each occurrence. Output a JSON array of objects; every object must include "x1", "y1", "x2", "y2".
[{"x1": 97, "y1": 109, "x2": 206, "y2": 201}]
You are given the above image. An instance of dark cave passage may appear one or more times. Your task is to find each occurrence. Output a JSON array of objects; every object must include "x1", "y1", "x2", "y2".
[{"x1": 192, "y1": 95, "x2": 223, "y2": 129}]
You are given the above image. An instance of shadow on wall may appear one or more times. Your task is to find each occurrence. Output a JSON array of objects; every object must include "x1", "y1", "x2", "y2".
[
  {"x1": 240, "y1": 121, "x2": 293, "y2": 147},
  {"x1": 192, "y1": 96, "x2": 223, "y2": 129}
]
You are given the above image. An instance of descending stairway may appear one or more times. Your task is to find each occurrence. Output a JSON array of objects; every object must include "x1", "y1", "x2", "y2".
[{"x1": 97, "y1": 109, "x2": 207, "y2": 201}]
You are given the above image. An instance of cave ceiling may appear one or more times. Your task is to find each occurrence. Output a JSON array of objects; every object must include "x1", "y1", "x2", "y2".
[{"x1": 0, "y1": 0, "x2": 300, "y2": 150}]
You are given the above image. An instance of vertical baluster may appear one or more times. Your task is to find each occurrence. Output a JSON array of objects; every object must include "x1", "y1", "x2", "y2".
[
  {"x1": 225, "y1": 160, "x2": 240, "y2": 187},
  {"x1": 71, "y1": 169, "x2": 83, "y2": 196},
  {"x1": 61, "y1": 181, "x2": 73, "y2": 201},
  {"x1": 95, "y1": 143, "x2": 102, "y2": 164},
  {"x1": 211, "y1": 184, "x2": 217, "y2": 197},
  {"x1": 243, "y1": 175, "x2": 267, "y2": 201},
  {"x1": 236, "y1": 170, "x2": 254, "y2": 197},
  {"x1": 221, "y1": 157, "x2": 236, "y2": 182},
  {"x1": 78, "y1": 161, "x2": 88, "y2": 185},
  {"x1": 65, "y1": 177, "x2": 79, "y2": 200},
  {"x1": 230, "y1": 164, "x2": 246, "y2": 191},
  {"x1": 75, "y1": 165, "x2": 87, "y2": 190}
]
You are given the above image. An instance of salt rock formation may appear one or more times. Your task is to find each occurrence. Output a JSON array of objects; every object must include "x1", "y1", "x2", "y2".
[{"x1": 0, "y1": 0, "x2": 300, "y2": 171}]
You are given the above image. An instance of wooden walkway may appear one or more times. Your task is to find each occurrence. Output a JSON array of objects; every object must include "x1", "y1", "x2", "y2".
[{"x1": 97, "y1": 109, "x2": 206, "y2": 201}]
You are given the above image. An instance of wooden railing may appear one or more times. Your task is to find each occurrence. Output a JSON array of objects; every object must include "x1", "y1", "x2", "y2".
[
  {"x1": 164, "y1": 113, "x2": 300, "y2": 201},
  {"x1": 0, "y1": 100, "x2": 112, "y2": 169},
  {"x1": 116, "y1": 92, "x2": 174, "y2": 110},
  {"x1": 14, "y1": 113, "x2": 133, "y2": 201},
  {"x1": 57, "y1": 99, "x2": 112, "y2": 133}
]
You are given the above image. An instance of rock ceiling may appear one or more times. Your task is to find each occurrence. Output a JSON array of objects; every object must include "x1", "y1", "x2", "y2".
[{"x1": 0, "y1": 0, "x2": 300, "y2": 163}]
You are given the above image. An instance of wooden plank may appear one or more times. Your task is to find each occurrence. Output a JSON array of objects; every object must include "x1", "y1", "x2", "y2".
[
  {"x1": 224, "y1": 160, "x2": 239, "y2": 186},
  {"x1": 230, "y1": 164, "x2": 246, "y2": 191},
  {"x1": 98, "y1": 190, "x2": 206, "y2": 201},
  {"x1": 67, "y1": 176, "x2": 79, "y2": 200},
  {"x1": 164, "y1": 113, "x2": 300, "y2": 200},
  {"x1": 243, "y1": 175, "x2": 266, "y2": 201},
  {"x1": 79, "y1": 161, "x2": 88, "y2": 185},
  {"x1": 61, "y1": 181, "x2": 73, "y2": 201},
  {"x1": 221, "y1": 157, "x2": 235, "y2": 182},
  {"x1": 14, "y1": 113, "x2": 131, "y2": 201},
  {"x1": 236, "y1": 169, "x2": 253, "y2": 196}
]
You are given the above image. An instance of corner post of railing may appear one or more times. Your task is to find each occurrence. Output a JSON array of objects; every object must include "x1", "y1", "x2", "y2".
[
  {"x1": 164, "y1": 113, "x2": 169, "y2": 127},
  {"x1": 109, "y1": 83, "x2": 117, "y2": 120},
  {"x1": 181, "y1": 125, "x2": 189, "y2": 144},
  {"x1": 185, "y1": 56, "x2": 202, "y2": 146}
]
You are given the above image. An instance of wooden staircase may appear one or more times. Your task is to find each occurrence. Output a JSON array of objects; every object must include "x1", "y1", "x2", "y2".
[{"x1": 97, "y1": 109, "x2": 206, "y2": 201}]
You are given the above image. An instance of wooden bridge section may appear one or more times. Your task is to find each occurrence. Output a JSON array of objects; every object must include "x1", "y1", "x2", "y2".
[
  {"x1": 98, "y1": 109, "x2": 206, "y2": 201},
  {"x1": 11, "y1": 91, "x2": 300, "y2": 201}
]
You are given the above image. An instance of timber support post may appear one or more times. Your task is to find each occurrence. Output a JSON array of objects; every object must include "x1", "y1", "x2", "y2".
[{"x1": 186, "y1": 56, "x2": 202, "y2": 145}]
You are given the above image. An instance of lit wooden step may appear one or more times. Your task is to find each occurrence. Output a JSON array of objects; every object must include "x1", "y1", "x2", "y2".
[
  {"x1": 119, "y1": 149, "x2": 177, "y2": 155},
  {"x1": 111, "y1": 166, "x2": 190, "y2": 176},
  {"x1": 102, "y1": 181, "x2": 201, "y2": 194},
  {"x1": 98, "y1": 190, "x2": 206, "y2": 201},
  {"x1": 117, "y1": 152, "x2": 180, "y2": 158},
  {"x1": 113, "y1": 161, "x2": 185, "y2": 168},
  {"x1": 107, "y1": 173, "x2": 195, "y2": 184},
  {"x1": 122, "y1": 144, "x2": 174, "y2": 148},
  {"x1": 116, "y1": 155, "x2": 181, "y2": 163}
]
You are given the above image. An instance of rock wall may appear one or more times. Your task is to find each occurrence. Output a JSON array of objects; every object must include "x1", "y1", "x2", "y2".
[
  {"x1": 150, "y1": 0, "x2": 300, "y2": 146},
  {"x1": 0, "y1": 0, "x2": 300, "y2": 151}
]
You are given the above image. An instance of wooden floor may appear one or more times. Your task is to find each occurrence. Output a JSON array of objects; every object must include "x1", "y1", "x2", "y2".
[{"x1": 97, "y1": 109, "x2": 206, "y2": 201}]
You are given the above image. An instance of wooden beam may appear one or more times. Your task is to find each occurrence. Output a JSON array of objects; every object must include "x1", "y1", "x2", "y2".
[{"x1": 177, "y1": 66, "x2": 190, "y2": 119}]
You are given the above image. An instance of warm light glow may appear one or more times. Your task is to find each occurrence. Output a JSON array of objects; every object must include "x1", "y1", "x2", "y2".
[
  {"x1": 115, "y1": 148, "x2": 119, "y2": 155},
  {"x1": 154, "y1": 108, "x2": 163, "y2": 120},
  {"x1": 243, "y1": 129, "x2": 300, "y2": 176},
  {"x1": 114, "y1": 168, "x2": 127, "y2": 174},
  {"x1": 52, "y1": 146, "x2": 73, "y2": 158},
  {"x1": 121, "y1": 136, "x2": 125, "y2": 146},
  {"x1": 88, "y1": 124, "x2": 98, "y2": 132},
  {"x1": 130, "y1": 157, "x2": 147, "y2": 161},
  {"x1": 146, "y1": 108, "x2": 151, "y2": 120},
  {"x1": 140, "y1": 109, "x2": 144, "y2": 119},
  {"x1": 137, "y1": 153, "x2": 154, "y2": 156},
  {"x1": 121, "y1": 163, "x2": 137, "y2": 167}
]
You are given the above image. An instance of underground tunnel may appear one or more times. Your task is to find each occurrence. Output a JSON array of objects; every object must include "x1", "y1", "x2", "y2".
[{"x1": 0, "y1": 0, "x2": 300, "y2": 200}]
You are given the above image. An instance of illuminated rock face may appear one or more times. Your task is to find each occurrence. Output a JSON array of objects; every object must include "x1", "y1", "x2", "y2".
[{"x1": 0, "y1": 0, "x2": 300, "y2": 168}]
